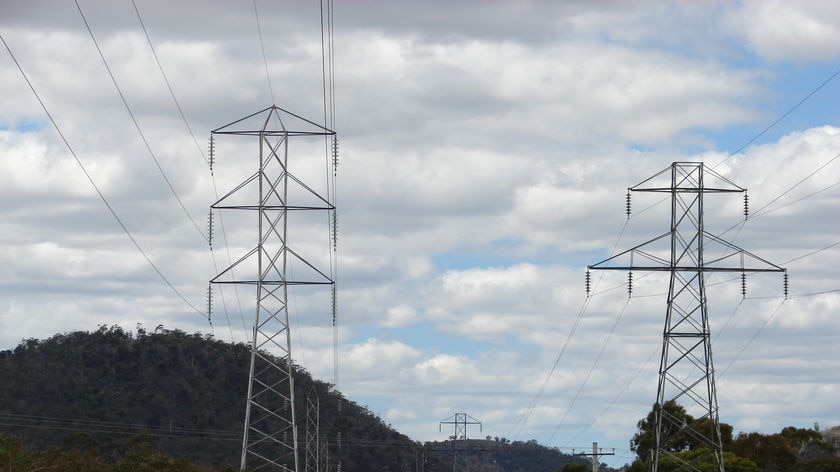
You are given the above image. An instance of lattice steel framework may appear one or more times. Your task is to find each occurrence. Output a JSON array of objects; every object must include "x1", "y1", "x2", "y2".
[
  {"x1": 588, "y1": 162, "x2": 786, "y2": 472},
  {"x1": 439, "y1": 413, "x2": 482, "y2": 440},
  {"x1": 210, "y1": 106, "x2": 335, "y2": 471},
  {"x1": 305, "y1": 388, "x2": 320, "y2": 472}
]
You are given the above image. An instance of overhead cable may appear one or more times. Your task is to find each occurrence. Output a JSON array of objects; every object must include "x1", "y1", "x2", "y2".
[
  {"x1": 0, "y1": 32, "x2": 206, "y2": 320},
  {"x1": 74, "y1": 0, "x2": 208, "y2": 245}
]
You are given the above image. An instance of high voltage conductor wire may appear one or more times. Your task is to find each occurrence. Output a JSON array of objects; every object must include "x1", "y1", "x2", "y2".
[
  {"x1": 712, "y1": 65, "x2": 840, "y2": 169},
  {"x1": 699, "y1": 70, "x2": 840, "y2": 284},
  {"x1": 253, "y1": 0, "x2": 276, "y2": 105},
  {"x1": 745, "y1": 149, "x2": 840, "y2": 220},
  {"x1": 129, "y1": 0, "x2": 245, "y2": 342},
  {"x1": 509, "y1": 218, "x2": 631, "y2": 441},
  {"x1": 0, "y1": 32, "x2": 206, "y2": 321},
  {"x1": 629, "y1": 63, "x2": 840, "y2": 224},
  {"x1": 562, "y1": 344, "x2": 660, "y2": 448},
  {"x1": 130, "y1": 0, "x2": 208, "y2": 167},
  {"x1": 705, "y1": 64, "x2": 840, "y2": 249},
  {"x1": 546, "y1": 298, "x2": 631, "y2": 445},
  {"x1": 0, "y1": 412, "x2": 241, "y2": 440},
  {"x1": 74, "y1": 0, "x2": 208, "y2": 246},
  {"x1": 509, "y1": 294, "x2": 592, "y2": 441},
  {"x1": 718, "y1": 298, "x2": 787, "y2": 378},
  {"x1": 751, "y1": 180, "x2": 840, "y2": 220},
  {"x1": 320, "y1": 0, "x2": 340, "y2": 389},
  {"x1": 1, "y1": 410, "x2": 495, "y2": 450},
  {"x1": 716, "y1": 149, "x2": 840, "y2": 245}
]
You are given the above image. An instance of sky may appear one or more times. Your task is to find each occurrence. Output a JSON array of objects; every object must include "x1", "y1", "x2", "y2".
[{"x1": 1, "y1": 0, "x2": 839, "y2": 467}]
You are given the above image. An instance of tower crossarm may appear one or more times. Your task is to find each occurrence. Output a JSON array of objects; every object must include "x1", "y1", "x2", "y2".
[
  {"x1": 629, "y1": 161, "x2": 746, "y2": 194},
  {"x1": 588, "y1": 232, "x2": 672, "y2": 271},
  {"x1": 700, "y1": 231, "x2": 786, "y2": 273},
  {"x1": 439, "y1": 413, "x2": 482, "y2": 440},
  {"x1": 588, "y1": 231, "x2": 786, "y2": 273}
]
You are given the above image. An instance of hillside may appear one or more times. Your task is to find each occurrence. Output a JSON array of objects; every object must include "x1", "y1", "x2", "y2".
[
  {"x1": 0, "y1": 326, "x2": 584, "y2": 471},
  {"x1": 0, "y1": 326, "x2": 444, "y2": 470},
  {"x1": 426, "y1": 439, "x2": 590, "y2": 472}
]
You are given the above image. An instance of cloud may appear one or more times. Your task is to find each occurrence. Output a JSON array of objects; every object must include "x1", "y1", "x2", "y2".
[
  {"x1": 1, "y1": 2, "x2": 838, "y2": 465},
  {"x1": 729, "y1": 0, "x2": 840, "y2": 63}
]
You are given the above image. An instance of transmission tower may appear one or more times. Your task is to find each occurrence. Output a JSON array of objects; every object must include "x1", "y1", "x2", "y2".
[
  {"x1": 210, "y1": 105, "x2": 336, "y2": 471},
  {"x1": 439, "y1": 413, "x2": 482, "y2": 440},
  {"x1": 439, "y1": 413, "x2": 480, "y2": 472},
  {"x1": 306, "y1": 387, "x2": 320, "y2": 472},
  {"x1": 588, "y1": 162, "x2": 786, "y2": 472}
]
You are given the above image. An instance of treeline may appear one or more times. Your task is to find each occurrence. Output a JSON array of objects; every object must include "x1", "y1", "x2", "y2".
[
  {"x1": 0, "y1": 432, "x2": 232, "y2": 472},
  {"x1": 426, "y1": 438, "x2": 590, "y2": 472},
  {"x1": 5, "y1": 328, "x2": 834, "y2": 472},
  {"x1": 625, "y1": 400, "x2": 840, "y2": 472}
]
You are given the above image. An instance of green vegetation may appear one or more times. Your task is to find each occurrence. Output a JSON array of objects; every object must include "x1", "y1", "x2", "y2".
[
  {"x1": 0, "y1": 326, "x2": 440, "y2": 470},
  {"x1": 627, "y1": 401, "x2": 839, "y2": 472},
  {"x1": 2, "y1": 327, "x2": 836, "y2": 472},
  {"x1": 425, "y1": 438, "x2": 589, "y2": 472},
  {"x1": 0, "y1": 327, "x2": 582, "y2": 471},
  {"x1": 0, "y1": 432, "x2": 232, "y2": 471}
]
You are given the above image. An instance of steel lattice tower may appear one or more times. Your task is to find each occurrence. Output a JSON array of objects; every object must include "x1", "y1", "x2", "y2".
[
  {"x1": 305, "y1": 387, "x2": 320, "y2": 472},
  {"x1": 210, "y1": 105, "x2": 335, "y2": 471},
  {"x1": 439, "y1": 413, "x2": 482, "y2": 440},
  {"x1": 588, "y1": 162, "x2": 786, "y2": 472}
]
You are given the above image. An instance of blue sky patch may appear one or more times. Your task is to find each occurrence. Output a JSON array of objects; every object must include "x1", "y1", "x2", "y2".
[{"x1": 0, "y1": 119, "x2": 47, "y2": 133}]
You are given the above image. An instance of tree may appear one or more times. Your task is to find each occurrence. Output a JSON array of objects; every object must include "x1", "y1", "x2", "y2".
[
  {"x1": 791, "y1": 457, "x2": 840, "y2": 472},
  {"x1": 729, "y1": 432, "x2": 796, "y2": 472},
  {"x1": 630, "y1": 401, "x2": 735, "y2": 469},
  {"x1": 657, "y1": 449, "x2": 758, "y2": 472},
  {"x1": 560, "y1": 463, "x2": 589, "y2": 472},
  {"x1": 780, "y1": 426, "x2": 835, "y2": 461},
  {"x1": 728, "y1": 426, "x2": 837, "y2": 472},
  {"x1": 630, "y1": 401, "x2": 695, "y2": 463}
]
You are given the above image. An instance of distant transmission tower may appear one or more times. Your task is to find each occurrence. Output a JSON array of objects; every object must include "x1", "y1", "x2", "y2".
[
  {"x1": 440, "y1": 413, "x2": 482, "y2": 472},
  {"x1": 440, "y1": 413, "x2": 482, "y2": 440},
  {"x1": 588, "y1": 162, "x2": 786, "y2": 472},
  {"x1": 210, "y1": 105, "x2": 336, "y2": 471}
]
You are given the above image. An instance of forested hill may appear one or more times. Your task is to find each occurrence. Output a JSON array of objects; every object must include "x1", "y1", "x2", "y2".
[
  {"x1": 0, "y1": 326, "x2": 440, "y2": 470},
  {"x1": 0, "y1": 327, "x2": 585, "y2": 471}
]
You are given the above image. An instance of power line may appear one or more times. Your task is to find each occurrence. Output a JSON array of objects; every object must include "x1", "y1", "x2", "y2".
[
  {"x1": 0, "y1": 411, "x2": 241, "y2": 441},
  {"x1": 129, "y1": 0, "x2": 208, "y2": 168},
  {"x1": 712, "y1": 65, "x2": 840, "y2": 168},
  {"x1": 509, "y1": 295, "x2": 590, "y2": 441},
  {"x1": 562, "y1": 345, "x2": 660, "y2": 448},
  {"x1": 129, "y1": 0, "x2": 245, "y2": 343},
  {"x1": 74, "y1": 0, "x2": 208, "y2": 245},
  {"x1": 320, "y1": 0, "x2": 341, "y2": 391},
  {"x1": 546, "y1": 299, "x2": 630, "y2": 445},
  {"x1": 0, "y1": 32, "x2": 206, "y2": 321},
  {"x1": 749, "y1": 149, "x2": 840, "y2": 219},
  {"x1": 252, "y1": 0, "x2": 276, "y2": 105},
  {"x1": 718, "y1": 299, "x2": 787, "y2": 377},
  {"x1": 511, "y1": 219, "x2": 634, "y2": 440},
  {"x1": 783, "y1": 240, "x2": 840, "y2": 265},
  {"x1": 750, "y1": 180, "x2": 840, "y2": 220}
]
